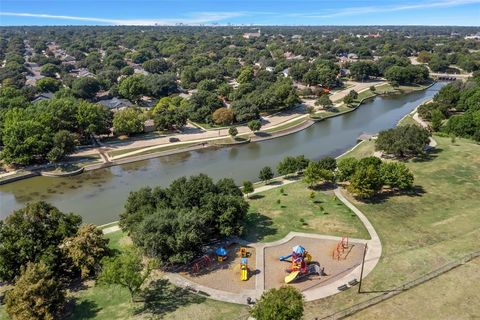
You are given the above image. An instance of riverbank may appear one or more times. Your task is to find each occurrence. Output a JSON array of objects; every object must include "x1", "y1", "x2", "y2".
[
  {"x1": 0, "y1": 82, "x2": 447, "y2": 223},
  {"x1": 0, "y1": 82, "x2": 434, "y2": 186}
]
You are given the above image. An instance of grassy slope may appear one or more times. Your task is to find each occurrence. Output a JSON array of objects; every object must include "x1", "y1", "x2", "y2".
[
  {"x1": 351, "y1": 257, "x2": 480, "y2": 320},
  {"x1": 245, "y1": 181, "x2": 370, "y2": 242},
  {"x1": 304, "y1": 136, "x2": 480, "y2": 319}
]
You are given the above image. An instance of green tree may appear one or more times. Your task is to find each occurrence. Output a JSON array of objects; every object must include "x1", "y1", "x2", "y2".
[
  {"x1": 120, "y1": 175, "x2": 248, "y2": 264},
  {"x1": 250, "y1": 286, "x2": 304, "y2": 320},
  {"x1": 229, "y1": 126, "x2": 238, "y2": 138},
  {"x1": 303, "y1": 161, "x2": 335, "y2": 187},
  {"x1": 349, "y1": 61, "x2": 379, "y2": 81},
  {"x1": 259, "y1": 166, "x2": 274, "y2": 184},
  {"x1": 142, "y1": 59, "x2": 168, "y2": 74},
  {"x1": 348, "y1": 164, "x2": 383, "y2": 199},
  {"x1": 0, "y1": 201, "x2": 82, "y2": 282},
  {"x1": 118, "y1": 74, "x2": 146, "y2": 102},
  {"x1": 99, "y1": 247, "x2": 151, "y2": 302},
  {"x1": 40, "y1": 63, "x2": 60, "y2": 77},
  {"x1": 237, "y1": 66, "x2": 254, "y2": 84},
  {"x1": 62, "y1": 224, "x2": 110, "y2": 279},
  {"x1": 113, "y1": 107, "x2": 144, "y2": 136},
  {"x1": 336, "y1": 157, "x2": 358, "y2": 182},
  {"x1": 243, "y1": 180, "x2": 254, "y2": 198},
  {"x1": 71, "y1": 77, "x2": 101, "y2": 100},
  {"x1": 380, "y1": 162, "x2": 414, "y2": 191},
  {"x1": 430, "y1": 109, "x2": 444, "y2": 131},
  {"x1": 317, "y1": 156, "x2": 337, "y2": 171},
  {"x1": 375, "y1": 125, "x2": 431, "y2": 158},
  {"x1": 0, "y1": 119, "x2": 51, "y2": 165},
  {"x1": 277, "y1": 156, "x2": 299, "y2": 176},
  {"x1": 144, "y1": 73, "x2": 178, "y2": 98},
  {"x1": 76, "y1": 101, "x2": 112, "y2": 138},
  {"x1": 248, "y1": 119, "x2": 262, "y2": 132},
  {"x1": 5, "y1": 261, "x2": 65, "y2": 320},
  {"x1": 47, "y1": 130, "x2": 76, "y2": 163},
  {"x1": 36, "y1": 77, "x2": 61, "y2": 93},
  {"x1": 152, "y1": 96, "x2": 188, "y2": 131},
  {"x1": 315, "y1": 95, "x2": 333, "y2": 109}
]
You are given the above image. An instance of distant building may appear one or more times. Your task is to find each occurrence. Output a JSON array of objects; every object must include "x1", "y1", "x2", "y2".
[
  {"x1": 243, "y1": 30, "x2": 261, "y2": 39},
  {"x1": 281, "y1": 68, "x2": 290, "y2": 77},
  {"x1": 465, "y1": 33, "x2": 480, "y2": 40},
  {"x1": 347, "y1": 53, "x2": 359, "y2": 60},
  {"x1": 71, "y1": 68, "x2": 95, "y2": 78},
  {"x1": 144, "y1": 119, "x2": 155, "y2": 133},
  {"x1": 32, "y1": 92, "x2": 54, "y2": 103},
  {"x1": 98, "y1": 97, "x2": 132, "y2": 110}
]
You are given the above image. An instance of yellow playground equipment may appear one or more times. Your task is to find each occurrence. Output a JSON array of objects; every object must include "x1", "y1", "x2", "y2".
[{"x1": 240, "y1": 257, "x2": 249, "y2": 281}]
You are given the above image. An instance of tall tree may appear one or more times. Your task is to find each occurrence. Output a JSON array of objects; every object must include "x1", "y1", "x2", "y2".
[
  {"x1": 0, "y1": 201, "x2": 82, "y2": 282},
  {"x1": 99, "y1": 248, "x2": 151, "y2": 302},
  {"x1": 112, "y1": 107, "x2": 144, "y2": 136},
  {"x1": 62, "y1": 224, "x2": 110, "y2": 279},
  {"x1": 5, "y1": 261, "x2": 66, "y2": 320},
  {"x1": 250, "y1": 286, "x2": 304, "y2": 320}
]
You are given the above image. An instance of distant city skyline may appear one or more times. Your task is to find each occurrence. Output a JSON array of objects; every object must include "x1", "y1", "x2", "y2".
[{"x1": 1, "y1": 0, "x2": 480, "y2": 26}]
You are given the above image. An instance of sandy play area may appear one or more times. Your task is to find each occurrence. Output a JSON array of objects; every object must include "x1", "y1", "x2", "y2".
[
  {"x1": 180, "y1": 243, "x2": 257, "y2": 293},
  {"x1": 264, "y1": 236, "x2": 365, "y2": 291}
]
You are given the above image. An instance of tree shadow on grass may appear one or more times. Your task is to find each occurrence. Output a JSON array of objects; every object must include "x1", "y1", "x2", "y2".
[
  {"x1": 243, "y1": 212, "x2": 277, "y2": 242},
  {"x1": 410, "y1": 148, "x2": 443, "y2": 163},
  {"x1": 249, "y1": 194, "x2": 265, "y2": 200},
  {"x1": 67, "y1": 299, "x2": 100, "y2": 320},
  {"x1": 358, "y1": 185, "x2": 426, "y2": 204},
  {"x1": 135, "y1": 279, "x2": 206, "y2": 317}
]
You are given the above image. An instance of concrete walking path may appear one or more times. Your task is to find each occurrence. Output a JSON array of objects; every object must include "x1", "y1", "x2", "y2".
[{"x1": 163, "y1": 185, "x2": 382, "y2": 304}]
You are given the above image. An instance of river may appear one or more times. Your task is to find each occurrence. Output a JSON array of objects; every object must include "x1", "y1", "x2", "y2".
[{"x1": 0, "y1": 82, "x2": 446, "y2": 224}]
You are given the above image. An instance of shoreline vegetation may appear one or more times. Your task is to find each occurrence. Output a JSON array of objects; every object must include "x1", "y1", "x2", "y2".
[{"x1": 0, "y1": 82, "x2": 434, "y2": 186}]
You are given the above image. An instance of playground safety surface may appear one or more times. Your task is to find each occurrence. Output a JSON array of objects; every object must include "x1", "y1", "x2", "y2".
[{"x1": 177, "y1": 236, "x2": 364, "y2": 295}]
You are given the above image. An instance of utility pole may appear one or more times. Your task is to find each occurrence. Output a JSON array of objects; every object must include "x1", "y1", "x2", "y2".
[{"x1": 358, "y1": 243, "x2": 368, "y2": 293}]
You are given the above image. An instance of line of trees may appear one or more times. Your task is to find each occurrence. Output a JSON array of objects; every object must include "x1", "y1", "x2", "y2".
[{"x1": 417, "y1": 74, "x2": 480, "y2": 141}]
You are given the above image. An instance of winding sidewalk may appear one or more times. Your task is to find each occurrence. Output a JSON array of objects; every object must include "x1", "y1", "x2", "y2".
[{"x1": 163, "y1": 185, "x2": 382, "y2": 305}]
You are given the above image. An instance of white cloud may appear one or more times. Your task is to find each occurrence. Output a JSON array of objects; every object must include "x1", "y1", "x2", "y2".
[
  {"x1": 0, "y1": 11, "x2": 245, "y2": 25},
  {"x1": 297, "y1": 0, "x2": 480, "y2": 18}
]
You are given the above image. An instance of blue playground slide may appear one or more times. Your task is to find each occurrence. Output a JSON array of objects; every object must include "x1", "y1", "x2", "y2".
[{"x1": 279, "y1": 254, "x2": 292, "y2": 261}]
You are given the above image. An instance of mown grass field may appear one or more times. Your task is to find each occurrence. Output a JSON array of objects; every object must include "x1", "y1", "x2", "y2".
[
  {"x1": 245, "y1": 181, "x2": 370, "y2": 242},
  {"x1": 351, "y1": 257, "x2": 480, "y2": 320},
  {"x1": 304, "y1": 136, "x2": 480, "y2": 319}
]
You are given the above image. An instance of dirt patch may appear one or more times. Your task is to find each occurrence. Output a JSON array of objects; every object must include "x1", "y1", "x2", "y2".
[
  {"x1": 264, "y1": 236, "x2": 365, "y2": 291},
  {"x1": 180, "y1": 243, "x2": 256, "y2": 294}
]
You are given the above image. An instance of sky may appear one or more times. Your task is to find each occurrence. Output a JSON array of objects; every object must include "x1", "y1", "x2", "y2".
[{"x1": 0, "y1": 0, "x2": 479, "y2": 26}]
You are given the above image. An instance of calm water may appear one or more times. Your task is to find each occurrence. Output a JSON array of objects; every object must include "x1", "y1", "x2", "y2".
[{"x1": 0, "y1": 83, "x2": 446, "y2": 224}]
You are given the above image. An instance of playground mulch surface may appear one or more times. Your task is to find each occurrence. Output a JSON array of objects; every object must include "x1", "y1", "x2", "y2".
[
  {"x1": 264, "y1": 236, "x2": 365, "y2": 291},
  {"x1": 180, "y1": 243, "x2": 256, "y2": 294}
]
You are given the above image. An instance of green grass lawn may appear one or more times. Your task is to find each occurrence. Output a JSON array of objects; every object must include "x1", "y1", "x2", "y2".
[
  {"x1": 109, "y1": 141, "x2": 200, "y2": 158},
  {"x1": 304, "y1": 136, "x2": 480, "y2": 319},
  {"x1": 245, "y1": 181, "x2": 370, "y2": 243},
  {"x1": 263, "y1": 116, "x2": 309, "y2": 133},
  {"x1": 397, "y1": 114, "x2": 419, "y2": 127}
]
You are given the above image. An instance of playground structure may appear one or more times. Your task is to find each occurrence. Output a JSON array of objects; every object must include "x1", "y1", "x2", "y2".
[
  {"x1": 192, "y1": 255, "x2": 212, "y2": 274},
  {"x1": 216, "y1": 247, "x2": 228, "y2": 262},
  {"x1": 240, "y1": 257, "x2": 249, "y2": 281},
  {"x1": 280, "y1": 245, "x2": 321, "y2": 284},
  {"x1": 239, "y1": 247, "x2": 250, "y2": 281},
  {"x1": 332, "y1": 237, "x2": 350, "y2": 261}
]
